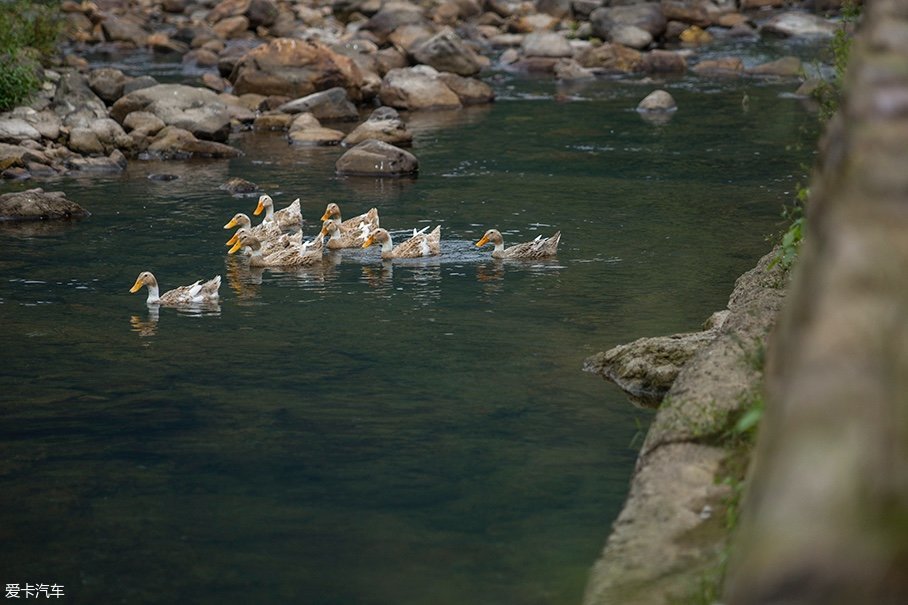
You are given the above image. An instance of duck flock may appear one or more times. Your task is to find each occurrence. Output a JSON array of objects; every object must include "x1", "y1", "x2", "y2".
[{"x1": 129, "y1": 194, "x2": 561, "y2": 306}]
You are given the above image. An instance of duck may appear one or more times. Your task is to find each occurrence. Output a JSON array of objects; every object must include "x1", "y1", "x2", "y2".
[
  {"x1": 320, "y1": 218, "x2": 372, "y2": 249},
  {"x1": 362, "y1": 226, "x2": 441, "y2": 259},
  {"x1": 129, "y1": 271, "x2": 221, "y2": 305},
  {"x1": 223, "y1": 212, "x2": 281, "y2": 242},
  {"x1": 228, "y1": 231, "x2": 323, "y2": 267},
  {"x1": 320, "y1": 202, "x2": 380, "y2": 235},
  {"x1": 475, "y1": 229, "x2": 561, "y2": 259},
  {"x1": 255, "y1": 194, "x2": 304, "y2": 233},
  {"x1": 226, "y1": 226, "x2": 302, "y2": 256}
]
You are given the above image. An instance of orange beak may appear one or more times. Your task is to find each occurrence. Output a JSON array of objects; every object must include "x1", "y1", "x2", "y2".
[
  {"x1": 253, "y1": 200, "x2": 265, "y2": 216},
  {"x1": 228, "y1": 240, "x2": 243, "y2": 255},
  {"x1": 224, "y1": 218, "x2": 238, "y2": 229},
  {"x1": 475, "y1": 235, "x2": 489, "y2": 247},
  {"x1": 129, "y1": 277, "x2": 143, "y2": 293},
  {"x1": 362, "y1": 235, "x2": 374, "y2": 249},
  {"x1": 226, "y1": 232, "x2": 240, "y2": 246},
  {"x1": 320, "y1": 211, "x2": 332, "y2": 222}
]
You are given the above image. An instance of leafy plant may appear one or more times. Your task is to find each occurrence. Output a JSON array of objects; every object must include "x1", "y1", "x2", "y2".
[
  {"x1": 771, "y1": 184, "x2": 807, "y2": 270},
  {"x1": 0, "y1": 0, "x2": 61, "y2": 111}
]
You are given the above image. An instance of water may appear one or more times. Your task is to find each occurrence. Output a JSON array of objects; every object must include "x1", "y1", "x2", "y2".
[{"x1": 0, "y1": 72, "x2": 818, "y2": 603}]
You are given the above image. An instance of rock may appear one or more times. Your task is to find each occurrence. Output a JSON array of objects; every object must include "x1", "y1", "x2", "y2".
[
  {"x1": 336, "y1": 139, "x2": 418, "y2": 177},
  {"x1": 679, "y1": 25, "x2": 713, "y2": 45},
  {"x1": 110, "y1": 84, "x2": 232, "y2": 142},
  {"x1": 202, "y1": 73, "x2": 229, "y2": 93},
  {"x1": 747, "y1": 55, "x2": 803, "y2": 77},
  {"x1": 610, "y1": 24, "x2": 654, "y2": 50},
  {"x1": 145, "y1": 126, "x2": 242, "y2": 159},
  {"x1": 583, "y1": 311, "x2": 728, "y2": 407},
  {"x1": 535, "y1": 0, "x2": 572, "y2": 19},
  {"x1": 246, "y1": 0, "x2": 279, "y2": 27},
  {"x1": 342, "y1": 107, "x2": 413, "y2": 147},
  {"x1": 437, "y1": 72, "x2": 495, "y2": 105},
  {"x1": 53, "y1": 72, "x2": 108, "y2": 129},
  {"x1": 220, "y1": 176, "x2": 258, "y2": 194},
  {"x1": 362, "y1": 2, "x2": 428, "y2": 43},
  {"x1": 277, "y1": 87, "x2": 359, "y2": 121},
  {"x1": 641, "y1": 49, "x2": 688, "y2": 74},
  {"x1": 379, "y1": 66, "x2": 462, "y2": 110},
  {"x1": 0, "y1": 118, "x2": 42, "y2": 144},
  {"x1": 148, "y1": 33, "x2": 190, "y2": 55},
  {"x1": 123, "y1": 111, "x2": 166, "y2": 136},
  {"x1": 69, "y1": 118, "x2": 132, "y2": 154},
  {"x1": 521, "y1": 32, "x2": 573, "y2": 58},
  {"x1": 212, "y1": 15, "x2": 250, "y2": 39},
  {"x1": 387, "y1": 23, "x2": 435, "y2": 54},
  {"x1": 101, "y1": 14, "x2": 148, "y2": 46},
  {"x1": 208, "y1": 0, "x2": 250, "y2": 23},
  {"x1": 511, "y1": 13, "x2": 560, "y2": 33},
  {"x1": 637, "y1": 89, "x2": 677, "y2": 112},
  {"x1": 0, "y1": 188, "x2": 89, "y2": 221},
  {"x1": 123, "y1": 75, "x2": 159, "y2": 95},
  {"x1": 412, "y1": 30, "x2": 483, "y2": 77},
  {"x1": 590, "y1": 3, "x2": 667, "y2": 41},
  {"x1": 692, "y1": 57, "x2": 744, "y2": 76},
  {"x1": 14, "y1": 109, "x2": 62, "y2": 141},
  {"x1": 229, "y1": 38, "x2": 364, "y2": 101},
  {"x1": 65, "y1": 150, "x2": 128, "y2": 172},
  {"x1": 2, "y1": 167, "x2": 30, "y2": 180},
  {"x1": 554, "y1": 59, "x2": 596, "y2": 81},
  {"x1": 576, "y1": 43, "x2": 643, "y2": 74},
  {"x1": 759, "y1": 12, "x2": 837, "y2": 38},
  {"x1": 162, "y1": 0, "x2": 188, "y2": 13},
  {"x1": 253, "y1": 112, "x2": 293, "y2": 130},
  {"x1": 88, "y1": 67, "x2": 128, "y2": 104},
  {"x1": 660, "y1": 0, "x2": 720, "y2": 28},
  {"x1": 287, "y1": 113, "x2": 345, "y2": 146},
  {"x1": 572, "y1": 0, "x2": 601, "y2": 20}
]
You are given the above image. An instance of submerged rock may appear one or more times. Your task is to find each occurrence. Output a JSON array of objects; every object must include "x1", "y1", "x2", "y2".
[
  {"x1": 760, "y1": 12, "x2": 837, "y2": 38},
  {"x1": 145, "y1": 126, "x2": 242, "y2": 159},
  {"x1": 636, "y1": 89, "x2": 677, "y2": 112},
  {"x1": 277, "y1": 87, "x2": 359, "y2": 121},
  {"x1": 287, "y1": 113, "x2": 345, "y2": 146},
  {"x1": 0, "y1": 188, "x2": 89, "y2": 221},
  {"x1": 220, "y1": 176, "x2": 258, "y2": 194}
]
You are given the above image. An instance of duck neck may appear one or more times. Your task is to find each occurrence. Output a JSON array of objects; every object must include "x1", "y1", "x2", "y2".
[
  {"x1": 145, "y1": 282, "x2": 160, "y2": 304},
  {"x1": 381, "y1": 236, "x2": 394, "y2": 253},
  {"x1": 263, "y1": 204, "x2": 275, "y2": 222},
  {"x1": 493, "y1": 241, "x2": 505, "y2": 253}
]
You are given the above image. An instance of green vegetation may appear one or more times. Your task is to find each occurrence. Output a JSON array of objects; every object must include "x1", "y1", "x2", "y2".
[
  {"x1": 0, "y1": 0, "x2": 61, "y2": 111},
  {"x1": 774, "y1": 2, "x2": 860, "y2": 271}
]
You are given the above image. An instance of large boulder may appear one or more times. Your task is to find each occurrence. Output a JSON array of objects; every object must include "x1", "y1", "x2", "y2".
[
  {"x1": 277, "y1": 87, "x2": 359, "y2": 121},
  {"x1": 336, "y1": 139, "x2": 418, "y2": 176},
  {"x1": 412, "y1": 30, "x2": 483, "y2": 77},
  {"x1": 379, "y1": 66, "x2": 462, "y2": 110},
  {"x1": 88, "y1": 67, "x2": 128, "y2": 105},
  {"x1": 229, "y1": 38, "x2": 364, "y2": 101},
  {"x1": 342, "y1": 107, "x2": 413, "y2": 147},
  {"x1": 110, "y1": 84, "x2": 232, "y2": 142},
  {"x1": 100, "y1": 14, "x2": 148, "y2": 47},
  {"x1": 0, "y1": 188, "x2": 89, "y2": 221},
  {"x1": 521, "y1": 31, "x2": 573, "y2": 58},
  {"x1": 362, "y1": 1, "x2": 428, "y2": 43},
  {"x1": 68, "y1": 118, "x2": 133, "y2": 155},
  {"x1": 437, "y1": 72, "x2": 494, "y2": 105}
]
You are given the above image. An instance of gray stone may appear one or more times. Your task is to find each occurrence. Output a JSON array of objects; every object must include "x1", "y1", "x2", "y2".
[
  {"x1": 336, "y1": 139, "x2": 418, "y2": 176},
  {"x1": 277, "y1": 87, "x2": 359, "y2": 121},
  {"x1": 88, "y1": 67, "x2": 128, "y2": 104},
  {"x1": 521, "y1": 32, "x2": 573, "y2": 58},
  {"x1": 123, "y1": 75, "x2": 160, "y2": 95},
  {"x1": 123, "y1": 111, "x2": 166, "y2": 136},
  {"x1": 65, "y1": 150, "x2": 128, "y2": 172},
  {"x1": 110, "y1": 84, "x2": 232, "y2": 142},
  {"x1": 101, "y1": 15, "x2": 148, "y2": 46},
  {"x1": 145, "y1": 126, "x2": 242, "y2": 159},
  {"x1": 554, "y1": 59, "x2": 596, "y2": 81},
  {"x1": 379, "y1": 66, "x2": 462, "y2": 110},
  {"x1": 0, "y1": 118, "x2": 41, "y2": 144},
  {"x1": 342, "y1": 108, "x2": 413, "y2": 147},
  {"x1": 590, "y1": 3, "x2": 667, "y2": 41},
  {"x1": 0, "y1": 188, "x2": 89, "y2": 221},
  {"x1": 53, "y1": 72, "x2": 108, "y2": 129},
  {"x1": 636, "y1": 89, "x2": 677, "y2": 112},
  {"x1": 759, "y1": 12, "x2": 836, "y2": 38},
  {"x1": 287, "y1": 113, "x2": 345, "y2": 146},
  {"x1": 412, "y1": 31, "x2": 483, "y2": 77},
  {"x1": 437, "y1": 72, "x2": 495, "y2": 105},
  {"x1": 610, "y1": 24, "x2": 653, "y2": 49}
]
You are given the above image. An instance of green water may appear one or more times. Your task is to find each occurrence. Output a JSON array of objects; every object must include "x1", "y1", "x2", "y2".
[{"x1": 0, "y1": 76, "x2": 817, "y2": 604}]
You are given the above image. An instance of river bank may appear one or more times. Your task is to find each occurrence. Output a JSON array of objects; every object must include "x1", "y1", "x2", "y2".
[{"x1": 0, "y1": 0, "x2": 846, "y2": 184}]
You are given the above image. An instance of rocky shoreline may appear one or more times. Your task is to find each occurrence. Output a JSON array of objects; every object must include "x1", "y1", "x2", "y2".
[{"x1": 0, "y1": 0, "x2": 846, "y2": 184}]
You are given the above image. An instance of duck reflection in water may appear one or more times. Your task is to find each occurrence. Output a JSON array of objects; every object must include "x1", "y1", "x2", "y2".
[
  {"x1": 225, "y1": 254, "x2": 264, "y2": 301},
  {"x1": 130, "y1": 308, "x2": 159, "y2": 337},
  {"x1": 361, "y1": 260, "x2": 394, "y2": 290}
]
